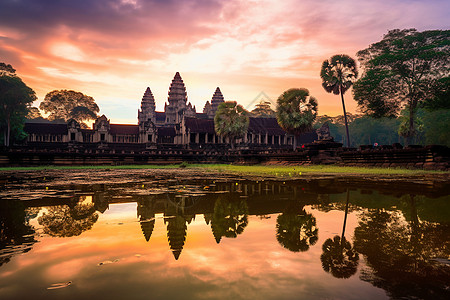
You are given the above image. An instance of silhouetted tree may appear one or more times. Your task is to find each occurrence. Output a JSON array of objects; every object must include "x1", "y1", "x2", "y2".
[
  {"x1": 25, "y1": 107, "x2": 43, "y2": 120},
  {"x1": 210, "y1": 196, "x2": 248, "y2": 244},
  {"x1": 320, "y1": 190, "x2": 359, "y2": 279},
  {"x1": 0, "y1": 63, "x2": 37, "y2": 146},
  {"x1": 38, "y1": 200, "x2": 98, "y2": 237},
  {"x1": 321, "y1": 54, "x2": 358, "y2": 147},
  {"x1": 214, "y1": 101, "x2": 249, "y2": 149},
  {"x1": 353, "y1": 195, "x2": 450, "y2": 299},
  {"x1": 276, "y1": 88, "x2": 318, "y2": 150},
  {"x1": 251, "y1": 100, "x2": 276, "y2": 118},
  {"x1": 39, "y1": 90, "x2": 99, "y2": 128},
  {"x1": 276, "y1": 204, "x2": 318, "y2": 252},
  {"x1": 353, "y1": 29, "x2": 450, "y2": 144},
  {"x1": 0, "y1": 201, "x2": 37, "y2": 267}
]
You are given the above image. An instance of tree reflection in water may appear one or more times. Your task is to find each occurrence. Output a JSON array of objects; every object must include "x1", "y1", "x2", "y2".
[
  {"x1": 0, "y1": 201, "x2": 37, "y2": 267},
  {"x1": 354, "y1": 194, "x2": 450, "y2": 299},
  {"x1": 211, "y1": 195, "x2": 249, "y2": 244},
  {"x1": 321, "y1": 189, "x2": 359, "y2": 278},
  {"x1": 276, "y1": 203, "x2": 318, "y2": 252},
  {"x1": 38, "y1": 196, "x2": 99, "y2": 237}
]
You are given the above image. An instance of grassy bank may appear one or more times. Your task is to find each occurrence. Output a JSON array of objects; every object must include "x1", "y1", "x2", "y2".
[
  {"x1": 0, "y1": 163, "x2": 445, "y2": 176},
  {"x1": 187, "y1": 164, "x2": 444, "y2": 176}
]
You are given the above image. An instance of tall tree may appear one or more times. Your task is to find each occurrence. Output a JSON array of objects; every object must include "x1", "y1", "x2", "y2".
[
  {"x1": 353, "y1": 29, "x2": 450, "y2": 144},
  {"x1": 25, "y1": 107, "x2": 42, "y2": 120},
  {"x1": 320, "y1": 54, "x2": 358, "y2": 148},
  {"x1": 214, "y1": 101, "x2": 249, "y2": 149},
  {"x1": 39, "y1": 90, "x2": 99, "y2": 127},
  {"x1": 276, "y1": 88, "x2": 318, "y2": 150},
  {"x1": 251, "y1": 100, "x2": 276, "y2": 118},
  {"x1": 0, "y1": 65, "x2": 36, "y2": 146}
]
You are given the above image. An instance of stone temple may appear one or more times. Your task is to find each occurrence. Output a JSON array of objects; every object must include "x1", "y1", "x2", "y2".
[{"x1": 24, "y1": 72, "x2": 318, "y2": 150}]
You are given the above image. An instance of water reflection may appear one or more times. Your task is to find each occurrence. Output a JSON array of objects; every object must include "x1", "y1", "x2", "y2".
[
  {"x1": 276, "y1": 203, "x2": 318, "y2": 252},
  {"x1": 211, "y1": 195, "x2": 249, "y2": 243},
  {"x1": 354, "y1": 194, "x2": 450, "y2": 299},
  {"x1": 0, "y1": 178, "x2": 449, "y2": 299},
  {"x1": 37, "y1": 196, "x2": 99, "y2": 237},
  {"x1": 0, "y1": 201, "x2": 37, "y2": 267},
  {"x1": 321, "y1": 190, "x2": 359, "y2": 279}
]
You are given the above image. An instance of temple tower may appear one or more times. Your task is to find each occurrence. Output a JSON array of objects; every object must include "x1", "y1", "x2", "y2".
[
  {"x1": 165, "y1": 72, "x2": 195, "y2": 124},
  {"x1": 207, "y1": 87, "x2": 225, "y2": 118},
  {"x1": 138, "y1": 87, "x2": 156, "y2": 124}
]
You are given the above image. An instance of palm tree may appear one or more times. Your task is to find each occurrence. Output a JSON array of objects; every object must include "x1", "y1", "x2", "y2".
[
  {"x1": 210, "y1": 196, "x2": 249, "y2": 244},
  {"x1": 214, "y1": 101, "x2": 249, "y2": 149},
  {"x1": 276, "y1": 204, "x2": 318, "y2": 252},
  {"x1": 276, "y1": 88, "x2": 318, "y2": 150},
  {"x1": 320, "y1": 189, "x2": 359, "y2": 278},
  {"x1": 320, "y1": 55, "x2": 358, "y2": 147}
]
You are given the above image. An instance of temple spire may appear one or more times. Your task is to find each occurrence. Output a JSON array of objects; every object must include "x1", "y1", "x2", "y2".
[
  {"x1": 138, "y1": 87, "x2": 156, "y2": 124},
  {"x1": 165, "y1": 72, "x2": 195, "y2": 123},
  {"x1": 206, "y1": 87, "x2": 225, "y2": 118}
]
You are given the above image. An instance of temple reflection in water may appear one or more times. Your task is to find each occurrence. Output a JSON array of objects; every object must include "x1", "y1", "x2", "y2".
[{"x1": 1, "y1": 179, "x2": 450, "y2": 299}]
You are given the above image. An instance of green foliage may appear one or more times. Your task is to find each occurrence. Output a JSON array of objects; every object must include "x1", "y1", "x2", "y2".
[
  {"x1": 25, "y1": 107, "x2": 42, "y2": 120},
  {"x1": 320, "y1": 54, "x2": 358, "y2": 95},
  {"x1": 214, "y1": 101, "x2": 249, "y2": 148},
  {"x1": 276, "y1": 88, "x2": 318, "y2": 136},
  {"x1": 315, "y1": 114, "x2": 401, "y2": 147},
  {"x1": 321, "y1": 236, "x2": 359, "y2": 279},
  {"x1": 40, "y1": 90, "x2": 99, "y2": 126},
  {"x1": 354, "y1": 29, "x2": 450, "y2": 141},
  {"x1": 0, "y1": 67, "x2": 37, "y2": 146},
  {"x1": 320, "y1": 54, "x2": 358, "y2": 147},
  {"x1": 350, "y1": 116, "x2": 401, "y2": 146},
  {"x1": 0, "y1": 62, "x2": 16, "y2": 75},
  {"x1": 276, "y1": 207, "x2": 318, "y2": 252},
  {"x1": 211, "y1": 196, "x2": 249, "y2": 243},
  {"x1": 422, "y1": 109, "x2": 450, "y2": 146},
  {"x1": 421, "y1": 77, "x2": 450, "y2": 110},
  {"x1": 353, "y1": 69, "x2": 399, "y2": 118},
  {"x1": 250, "y1": 100, "x2": 276, "y2": 118}
]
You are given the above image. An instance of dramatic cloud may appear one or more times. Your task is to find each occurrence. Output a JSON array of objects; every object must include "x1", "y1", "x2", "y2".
[{"x1": 0, "y1": 0, "x2": 448, "y2": 122}]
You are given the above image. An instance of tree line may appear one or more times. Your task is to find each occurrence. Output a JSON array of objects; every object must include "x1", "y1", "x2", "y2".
[
  {"x1": 0, "y1": 63, "x2": 99, "y2": 146},
  {"x1": 217, "y1": 28, "x2": 449, "y2": 148}
]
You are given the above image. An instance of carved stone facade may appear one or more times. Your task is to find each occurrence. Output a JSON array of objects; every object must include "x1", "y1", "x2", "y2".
[{"x1": 24, "y1": 72, "x2": 320, "y2": 149}]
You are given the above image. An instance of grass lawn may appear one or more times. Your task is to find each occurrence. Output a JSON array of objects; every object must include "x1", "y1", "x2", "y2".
[
  {"x1": 187, "y1": 164, "x2": 444, "y2": 176},
  {"x1": 0, "y1": 163, "x2": 444, "y2": 176}
]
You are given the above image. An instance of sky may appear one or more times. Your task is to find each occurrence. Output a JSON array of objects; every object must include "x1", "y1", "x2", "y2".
[{"x1": 0, "y1": 0, "x2": 449, "y2": 124}]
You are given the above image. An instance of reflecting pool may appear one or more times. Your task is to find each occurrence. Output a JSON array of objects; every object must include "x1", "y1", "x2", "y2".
[{"x1": 1, "y1": 177, "x2": 449, "y2": 299}]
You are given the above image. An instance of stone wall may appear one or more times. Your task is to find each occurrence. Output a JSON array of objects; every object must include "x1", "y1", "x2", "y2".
[{"x1": 338, "y1": 145, "x2": 450, "y2": 171}]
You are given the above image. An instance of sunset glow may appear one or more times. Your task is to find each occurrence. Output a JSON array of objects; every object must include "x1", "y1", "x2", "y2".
[{"x1": 1, "y1": 0, "x2": 448, "y2": 124}]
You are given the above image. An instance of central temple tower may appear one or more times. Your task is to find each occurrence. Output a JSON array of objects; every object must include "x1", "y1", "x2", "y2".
[{"x1": 165, "y1": 72, "x2": 195, "y2": 124}]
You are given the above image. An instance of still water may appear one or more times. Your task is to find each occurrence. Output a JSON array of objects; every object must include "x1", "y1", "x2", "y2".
[{"x1": 1, "y1": 177, "x2": 449, "y2": 299}]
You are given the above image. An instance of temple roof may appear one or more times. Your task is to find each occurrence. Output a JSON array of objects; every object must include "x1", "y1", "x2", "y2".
[
  {"x1": 185, "y1": 117, "x2": 215, "y2": 134},
  {"x1": 155, "y1": 112, "x2": 166, "y2": 122},
  {"x1": 248, "y1": 118, "x2": 285, "y2": 135},
  {"x1": 157, "y1": 126, "x2": 176, "y2": 137},
  {"x1": 195, "y1": 113, "x2": 209, "y2": 119},
  {"x1": 24, "y1": 122, "x2": 68, "y2": 135},
  {"x1": 109, "y1": 124, "x2": 139, "y2": 135}
]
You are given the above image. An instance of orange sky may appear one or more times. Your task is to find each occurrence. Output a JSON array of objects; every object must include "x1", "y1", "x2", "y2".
[{"x1": 0, "y1": 0, "x2": 449, "y2": 124}]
